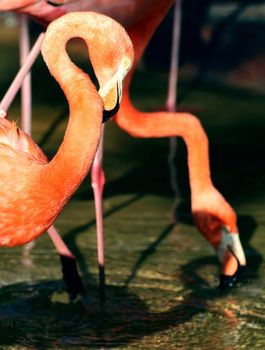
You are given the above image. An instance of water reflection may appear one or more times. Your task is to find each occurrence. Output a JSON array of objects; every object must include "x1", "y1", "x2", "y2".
[
  {"x1": 0, "y1": 213, "x2": 262, "y2": 349},
  {"x1": 0, "y1": 279, "x2": 197, "y2": 348},
  {"x1": 0, "y1": 264, "x2": 252, "y2": 348}
]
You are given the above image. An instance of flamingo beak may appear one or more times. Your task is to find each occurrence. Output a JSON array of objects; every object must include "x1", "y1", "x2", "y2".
[
  {"x1": 99, "y1": 57, "x2": 132, "y2": 123},
  {"x1": 217, "y1": 226, "x2": 246, "y2": 290},
  {"x1": 219, "y1": 259, "x2": 245, "y2": 291},
  {"x1": 102, "y1": 84, "x2": 120, "y2": 123}
]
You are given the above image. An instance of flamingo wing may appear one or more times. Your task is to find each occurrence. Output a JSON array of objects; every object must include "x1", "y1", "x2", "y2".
[{"x1": 0, "y1": 118, "x2": 47, "y2": 164}]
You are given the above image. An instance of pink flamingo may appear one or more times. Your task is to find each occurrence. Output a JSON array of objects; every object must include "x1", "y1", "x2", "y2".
[
  {"x1": 1, "y1": 0, "x2": 179, "y2": 302},
  {"x1": 0, "y1": 0, "x2": 246, "y2": 290},
  {"x1": 0, "y1": 10, "x2": 133, "y2": 297}
]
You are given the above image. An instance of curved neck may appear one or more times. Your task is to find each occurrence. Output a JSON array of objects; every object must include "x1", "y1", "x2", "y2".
[
  {"x1": 116, "y1": 96, "x2": 213, "y2": 199},
  {"x1": 42, "y1": 16, "x2": 103, "y2": 199},
  {"x1": 121, "y1": 0, "x2": 175, "y2": 106},
  {"x1": 115, "y1": 0, "x2": 213, "y2": 200}
]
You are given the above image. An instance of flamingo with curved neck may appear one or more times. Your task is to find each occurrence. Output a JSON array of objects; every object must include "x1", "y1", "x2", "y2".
[
  {"x1": 114, "y1": 1, "x2": 246, "y2": 285},
  {"x1": 0, "y1": 0, "x2": 246, "y2": 289},
  {"x1": 0, "y1": 11, "x2": 133, "y2": 246}
]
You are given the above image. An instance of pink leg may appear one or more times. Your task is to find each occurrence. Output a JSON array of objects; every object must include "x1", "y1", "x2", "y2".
[
  {"x1": 165, "y1": 0, "x2": 181, "y2": 113},
  {"x1": 17, "y1": 16, "x2": 83, "y2": 299},
  {"x1": 19, "y1": 15, "x2": 36, "y2": 256},
  {"x1": 91, "y1": 125, "x2": 106, "y2": 304},
  {"x1": 47, "y1": 226, "x2": 75, "y2": 258},
  {"x1": 0, "y1": 32, "x2": 44, "y2": 112},
  {"x1": 19, "y1": 14, "x2": 32, "y2": 135},
  {"x1": 47, "y1": 226, "x2": 84, "y2": 299},
  {"x1": 166, "y1": 0, "x2": 182, "y2": 220}
]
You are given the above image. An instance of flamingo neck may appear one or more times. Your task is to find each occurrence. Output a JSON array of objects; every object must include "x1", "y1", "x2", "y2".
[
  {"x1": 115, "y1": 0, "x2": 213, "y2": 201},
  {"x1": 116, "y1": 93, "x2": 213, "y2": 200},
  {"x1": 42, "y1": 17, "x2": 103, "y2": 199}
]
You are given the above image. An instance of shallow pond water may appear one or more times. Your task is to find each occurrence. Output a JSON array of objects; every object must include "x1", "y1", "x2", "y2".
[{"x1": 0, "y1": 21, "x2": 265, "y2": 349}]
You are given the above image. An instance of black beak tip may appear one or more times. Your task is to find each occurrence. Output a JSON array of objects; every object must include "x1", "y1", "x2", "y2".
[
  {"x1": 102, "y1": 83, "x2": 121, "y2": 123},
  {"x1": 102, "y1": 99, "x2": 120, "y2": 123},
  {"x1": 218, "y1": 265, "x2": 245, "y2": 292}
]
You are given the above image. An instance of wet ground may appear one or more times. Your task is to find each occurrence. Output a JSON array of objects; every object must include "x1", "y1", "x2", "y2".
[{"x1": 0, "y1": 21, "x2": 265, "y2": 349}]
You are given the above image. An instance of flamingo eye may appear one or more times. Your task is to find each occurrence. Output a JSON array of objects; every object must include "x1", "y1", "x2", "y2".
[{"x1": 123, "y1": 57, "x2": 131, "y2": 71}]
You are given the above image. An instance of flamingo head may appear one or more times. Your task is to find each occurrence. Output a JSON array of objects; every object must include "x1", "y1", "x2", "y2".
[
  {"x1": 42, "y1": 11, "x2": 134, "y2": 122},
  {"x1": 90, "y1": 20, "x2": 134, "y2": 122},
  {"x1": 98, "y1": 56, "x2": 132, "y2": 122},
  {"x1": 216, "y1": 225, "x2": 246, "y2": 290}
]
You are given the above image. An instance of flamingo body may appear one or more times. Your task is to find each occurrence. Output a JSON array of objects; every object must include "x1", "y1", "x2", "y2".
[{"x1": 0, "y1": 116, "x2": 49, "y2": 246}]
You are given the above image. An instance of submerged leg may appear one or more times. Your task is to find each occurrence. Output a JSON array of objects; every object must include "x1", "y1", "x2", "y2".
[
  {"x1": 91, "y1": 126, "x2": 106, "y2": 304},
  {"x1": 47, "y1": 226, "x2": 84, "y2": 300}
]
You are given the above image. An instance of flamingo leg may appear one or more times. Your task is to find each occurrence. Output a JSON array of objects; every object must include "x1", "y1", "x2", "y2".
[
  {"x1": 165, "y1": 0, "x2": 182, "y2": 221},
  {"x1": 18, "y1": 15, "x2": 83, "y2": 299},
  {"x1": 47, "y1": 226, "x2": 84, "y2": 300},
  {"x1": 91, "y1": 125, "x2": 106, "y2": 304},
  {"x1": 165, "y1": 0, "x2": 181, "y2": 113},
  {"x1": 19, "y1": 15, "x2": 36, "y2": 258},
  {"x1": 0, "y1": 32, "x2": 44, "y2": 112},
  {"x1": 19, "y1": 14, "x2": 32, "y2": 135}
]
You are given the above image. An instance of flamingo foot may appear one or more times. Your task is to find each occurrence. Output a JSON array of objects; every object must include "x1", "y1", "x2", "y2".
[{"x1": 60, "y1": 255, "x2": 84, "y2": 300}]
